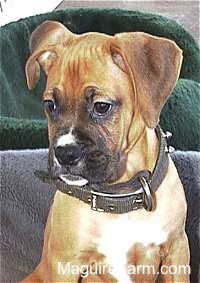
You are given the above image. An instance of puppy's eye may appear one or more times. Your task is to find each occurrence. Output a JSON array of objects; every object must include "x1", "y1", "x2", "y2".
[
  {"x1": 43, "y1": 100, "x2": 56, "y2": 113},
  {"x1": 93, "y1": 102, "x2": 112, "y2": 116}
]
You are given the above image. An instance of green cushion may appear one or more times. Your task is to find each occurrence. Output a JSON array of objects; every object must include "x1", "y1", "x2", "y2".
[
  {"x1": 0, "y1": 8, "x2": 200, "y2": 150},
  {"x1": 0, "y1": 117, "x2": 48, "y2": 150}
]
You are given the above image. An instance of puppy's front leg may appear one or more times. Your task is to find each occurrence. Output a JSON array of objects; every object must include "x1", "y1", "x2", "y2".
[
  {"x1": 21, "y1": 264, "x2": 42, "y2": 283},
  {"x1": 160, "y1": 232, "x2": 190, "y2": 283},
  {"x1": 22, "y1": 260, "x2": 89, "y2": 282}
]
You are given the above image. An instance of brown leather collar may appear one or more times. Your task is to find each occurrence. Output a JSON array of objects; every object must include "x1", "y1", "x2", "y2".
[{"x1": 35, "y1": 126, "x2": 171, "y2": 213}]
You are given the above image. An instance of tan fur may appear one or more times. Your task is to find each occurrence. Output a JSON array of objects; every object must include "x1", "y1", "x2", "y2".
[{"x1": 23, "y1": 21, "x2": 189, "y2": 282}]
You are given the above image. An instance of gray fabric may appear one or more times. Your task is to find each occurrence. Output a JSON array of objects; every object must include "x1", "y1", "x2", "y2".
[
  {"x1": 171, "y1": 152, "x2": 200, "y2": 283},
  {"x1": 0, "y1": 149, "x2": 55, "y2": 282},
  {"x1": 0, "y1": 149, "x2": 199, "y2": 282}
]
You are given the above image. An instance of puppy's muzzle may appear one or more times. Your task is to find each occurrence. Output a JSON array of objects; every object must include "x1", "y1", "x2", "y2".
[
  {"x1": 49, "y1": 129, "x2": 123, "y2": 185},
  {"x1": 54, "y1": 145, "x2": 82, "y2": 166}
]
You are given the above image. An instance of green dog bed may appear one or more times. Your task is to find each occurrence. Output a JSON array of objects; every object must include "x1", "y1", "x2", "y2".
[{"x1": 0, "y1": 8, "x2": 200, "y2": 150}]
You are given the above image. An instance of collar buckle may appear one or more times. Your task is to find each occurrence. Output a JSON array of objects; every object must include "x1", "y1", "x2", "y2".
[
  {"x1": 90, "y1": 191, "x2": 105, "y2": 212},
  {"x1": 90, "y1": 188, "x2": 144, "y2": 213}
]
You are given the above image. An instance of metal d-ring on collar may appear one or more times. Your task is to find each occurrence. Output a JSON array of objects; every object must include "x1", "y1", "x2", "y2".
[
  {"x1": 139, "y1": 177, "x2": 153, "y2": 211},
  {"x1": 35, "y1": 125, "x2": 172, "y2": 214}
]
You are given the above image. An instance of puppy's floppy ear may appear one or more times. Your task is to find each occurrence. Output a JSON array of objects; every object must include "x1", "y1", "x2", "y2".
[
  {"x1": 25, "y1": 21, "x2": 74, "y2": 90},
  {"x1": 111, "y1": 32, "x2": 183, "y2": 128}
]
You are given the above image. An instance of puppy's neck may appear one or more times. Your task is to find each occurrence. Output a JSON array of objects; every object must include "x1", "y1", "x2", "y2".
[{"x1": 120, "y1": 128, "x2": 159, "y2": 183}]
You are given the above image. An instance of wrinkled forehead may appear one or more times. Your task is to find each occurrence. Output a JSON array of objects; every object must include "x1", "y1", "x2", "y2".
[
  {"x1": 60, "y1": 38, "x2": 110, "y2": 86},
  {"x1": 45, "y1": 34, "x2": 130, "y2": 101}
]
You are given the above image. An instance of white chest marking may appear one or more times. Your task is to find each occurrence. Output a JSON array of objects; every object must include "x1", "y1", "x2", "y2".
[
  {"x1": 97, "y1": 215, "x2": 168, "y2": 283},
  {"x1": 57, "y1": 129, "x2": 75, "y2": 146}
]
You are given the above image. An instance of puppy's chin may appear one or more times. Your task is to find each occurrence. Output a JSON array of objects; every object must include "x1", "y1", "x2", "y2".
[
  {"x1": 49, "y1": 163, "x2": 123, "y2": 186},
  {"x1": 48, "y1": 150, "x2": 126, "y2": 186},
  {"x1": 82, "y1": 162, "x2": 126, "y2": 185}
]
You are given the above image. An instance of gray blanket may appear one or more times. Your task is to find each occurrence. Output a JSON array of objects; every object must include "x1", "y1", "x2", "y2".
[{"x1": 0, "y1": 150, "x2": 199, "y2": 282}]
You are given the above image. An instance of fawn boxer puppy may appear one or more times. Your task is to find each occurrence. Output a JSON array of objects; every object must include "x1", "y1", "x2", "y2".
[{"x1": 23, "y1": 21, "x2": 189, "y2": 282}]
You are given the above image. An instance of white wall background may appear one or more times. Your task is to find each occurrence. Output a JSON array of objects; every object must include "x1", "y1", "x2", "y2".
[{"x1": 0, "y1": 0, "x2": 61, "y2": 26}]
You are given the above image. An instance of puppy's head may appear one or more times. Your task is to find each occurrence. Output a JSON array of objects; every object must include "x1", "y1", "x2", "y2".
[{"x1": 25, "y1": 21, "x2": 182, "y2": 186}]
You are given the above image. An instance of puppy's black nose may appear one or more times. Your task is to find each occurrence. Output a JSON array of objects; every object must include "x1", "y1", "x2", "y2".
[{"x1": 54, "y1": 145, "x2": 82, "y2": 166}]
